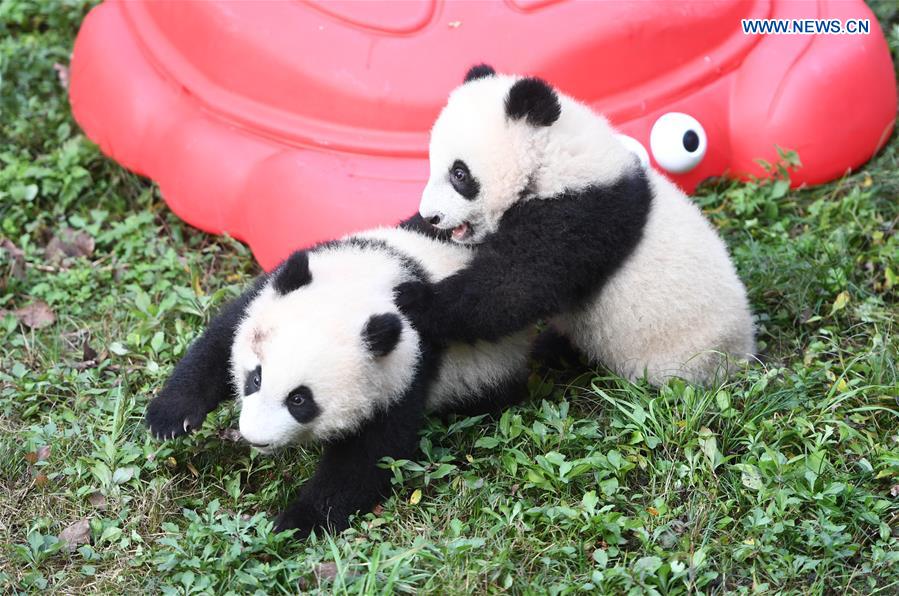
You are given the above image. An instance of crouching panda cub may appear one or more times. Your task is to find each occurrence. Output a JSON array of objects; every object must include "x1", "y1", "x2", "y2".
[
  {"x1": 145, "y1": 219, "x2": 531, "y2": 538},
  {"x1": 397, "y1": 65, "x2": 755, "y2": 386}
]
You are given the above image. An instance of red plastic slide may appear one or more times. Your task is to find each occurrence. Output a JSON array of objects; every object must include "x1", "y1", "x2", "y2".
[{"x1": 70, "y1": 0, "x2": 896, "y2": 269}]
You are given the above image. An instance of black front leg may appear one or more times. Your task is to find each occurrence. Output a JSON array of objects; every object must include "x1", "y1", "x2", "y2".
[
  {"x1": 398, "y1": 173, "x2": 652, "y2": 344},
  {"x1": 146, "y1": 277, "x2": 266, "y2": 439},
  {"x1": 393, "y1": 238, "x2": 564, "y2": 344},
  {"x1": 274, "y1": 379, "x2": 428, "y2": 538}
]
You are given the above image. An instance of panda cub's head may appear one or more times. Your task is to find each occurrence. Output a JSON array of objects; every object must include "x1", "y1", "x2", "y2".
[
  {"x1": 420, "y1": 64, "x2": 636, "y2": 244},
  {"x1": 232, "y1": 250, "x2": 419, "y2": 453}
]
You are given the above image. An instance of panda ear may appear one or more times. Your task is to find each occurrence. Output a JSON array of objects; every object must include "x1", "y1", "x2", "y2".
[
  {"x1": 505, "y1": 77, "x2": 561, "y2": 127},
  {"x1": 464, "y1": 63, "x2": 496, "y2": 83},
  {"x1": 362, "y1": 313, "x2": 403, "y2": 357},
  {"x1": 273, "y1": 251, "x2": 311, "y2": 295}
]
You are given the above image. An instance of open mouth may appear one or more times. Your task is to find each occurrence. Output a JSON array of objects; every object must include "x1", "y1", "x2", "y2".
[{"x1": 451, "y1": 221, "x2": 472, "y2": 242}]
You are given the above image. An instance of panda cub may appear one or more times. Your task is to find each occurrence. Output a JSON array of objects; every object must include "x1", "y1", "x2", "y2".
[
  {"x1": 145, "y1": 219, "x2": 531, "y2": 538},
  {"x1": 398, "y1": 65, "x2": 755, "y2": 385}
]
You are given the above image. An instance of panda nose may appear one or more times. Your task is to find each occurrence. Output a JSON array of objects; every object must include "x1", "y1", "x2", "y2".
[{"x1": 427, "y1": 214, "x2": 442, "y2": 226}]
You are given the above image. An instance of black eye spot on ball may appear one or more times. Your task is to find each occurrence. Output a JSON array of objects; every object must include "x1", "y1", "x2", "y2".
[
  {"x1": 448, "y1": 159, "x2": 480, "y2": 200},
  {"x1": 505, "y1": 77, "x2": 561, "y2": 127},
  {"x1": 362, "y1": 313, "x2": 403, "y2": 357},
  {"x1": 464, "y1": 63, "x2": 496, "y2": 83},
  {"x1": 285, "y1": 385, "x2": 319, "y2": 423},
  {"x1": 682, "y1": 130, "x2": 700, "y2": 153},
  {"x1": 273, "y1": 250, "x2": 311, "y2": 295},
  {"x1": 244, "y1": 365, "x2": 262, "y2": 396}
]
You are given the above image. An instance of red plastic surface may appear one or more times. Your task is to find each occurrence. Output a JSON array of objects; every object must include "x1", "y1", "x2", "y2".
[{"x1": 69, "y1": 0, "x2": 896, "y2": 270}]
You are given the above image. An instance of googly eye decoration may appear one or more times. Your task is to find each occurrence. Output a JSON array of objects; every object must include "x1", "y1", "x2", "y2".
[
  {"x1": 616, "y1": 134, "x2": 650, "y2": 169},
  {"x1": 649, "y1": 112, "x2": 707, "y2": 174}
]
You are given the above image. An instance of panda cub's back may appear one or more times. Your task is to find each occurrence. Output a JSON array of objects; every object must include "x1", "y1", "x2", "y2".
[{"x1": 357, "y1": 227, "x2": 475, "y2": 282}]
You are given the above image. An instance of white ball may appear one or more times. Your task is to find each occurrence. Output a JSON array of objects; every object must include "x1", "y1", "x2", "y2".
[
  {"x1": 649, "y1": 112, "x2": 707, "y2": 174},
  {"x1": 616, "y1": 134, "x2": 650, "y2": 168}
]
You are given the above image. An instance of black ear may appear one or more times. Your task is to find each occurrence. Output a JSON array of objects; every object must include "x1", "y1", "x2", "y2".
[
  {"x1": 505, "y1": 77, "x2": 561, "y2": 127},
  {"x1": 464, "y1": 63, "x2": 496, "y2": 83},
  {"x1": 273, "y1": 251, "x2": 311, "y2": 295},
  {"x1": 362, "y1": 313, "x2": 403, "y2": 357}
]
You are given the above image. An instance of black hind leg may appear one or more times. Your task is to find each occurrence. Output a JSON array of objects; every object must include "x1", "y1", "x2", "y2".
[
  {"x1": 442, "y1": 373, "x2": 530, "y2": 419},
  {"x1": 531, "y1": 327, "x2": 585, "y2": 373}
]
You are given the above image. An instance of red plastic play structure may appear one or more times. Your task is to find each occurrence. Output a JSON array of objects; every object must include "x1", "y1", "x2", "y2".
[{"x1": 70, "y1": 0, "x2": 896, "y2": 270}]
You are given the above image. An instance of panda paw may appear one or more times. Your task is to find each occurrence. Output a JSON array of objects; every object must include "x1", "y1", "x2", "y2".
[
  {"x1": 272, "y1": 506, "x2": 321, "y2": 540},
  {"x1": 393, "y1": 280, "x2": 433, "y2": 327},
  {"x1": 145, "y1": 390, "x2": 212, "y2": 440}
]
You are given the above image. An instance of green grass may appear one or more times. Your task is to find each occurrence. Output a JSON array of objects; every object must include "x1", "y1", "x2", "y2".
[{"x1": 1, "y1": 1, "x2": 898, "y2": 593}]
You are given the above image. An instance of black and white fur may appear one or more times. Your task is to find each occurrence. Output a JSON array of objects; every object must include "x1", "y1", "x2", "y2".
[
  {"x1": 145, "y1": 218, "x2": 531, "y2": 538},
  {"x1": 398, "y1": 65, "x2": 755, "y2": 385}
]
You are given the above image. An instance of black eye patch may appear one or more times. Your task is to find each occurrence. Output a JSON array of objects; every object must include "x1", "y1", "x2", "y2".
[
  {"x1": 285, "y1": 385, "x2": 320, "y2": 424},
  {"x1": 244, "y1": 365, "x2": 262, "y2": 396},
  {"x1": 448, "y1": 160, "x2": 480, "y2": 200}
]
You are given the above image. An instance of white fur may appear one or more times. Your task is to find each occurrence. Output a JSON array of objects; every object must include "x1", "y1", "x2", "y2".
[
  {"x1": 423, "y1": 73, "x2": 755, "y2": 385},
  {"x1": 233, "y1": 228, "x2": 532, "y2": 450},
  {"x1": 554, "y1": 170, "x2": 755, "y2": 385}
]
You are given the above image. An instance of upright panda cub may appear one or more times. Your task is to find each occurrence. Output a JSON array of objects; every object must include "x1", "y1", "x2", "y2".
[
  {"x1": 145, "y1": 219, "x2": 531, "y2": 538},
  {"x1": 397, "y1": 65, "x2": 755, "y2": 385}
]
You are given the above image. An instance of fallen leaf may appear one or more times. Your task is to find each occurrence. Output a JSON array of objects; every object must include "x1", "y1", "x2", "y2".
[
  {"x1": 217, "y1": 428, "x2": 243, "y2": 443},
  {"x1": 647, "y1": 506, "x2": 660, "y2": 516},
  {"x1": 1, "y1": 239, "x2": 26, "y2": 280},
  {"x1": 313, "y1": 562, "x2": 339, "y2": 582},
  {"x1": 23, "y1": 443, "x2": 53, "y2": 465},
  {"x1": 53, "y1": 62, "x2": 69, "y2": 88},
  {"x1": 45, "y1": 228, "x2": 94, "y2": 261},
  {"x1": 82, "y1": 339, "x2": 98, "y2": 363},
  {"x1": 830, "y1": 290, "x2": 850, "y2": 316},
  {"x1": 88, "y1": 492, "x2": 107, "y2": 509},
  {"x1": 890, "y1": 484, "x2": 899, "y2": 498},
  {"x1": 14, "y1": 301, "x2": 55, "y2": 329},
  {"x1": 186, "y1": 462, "x2": 199, "y2": 477},
  {"x1": 409, "y1": 489, "x2": 422, "y2": 505},
  {"x1": 112, "y1": 467, "x2": 134, "y2": 484},
  {"x1": 300, "y1": 562, "x2": 347, "y2": 591},
  {"x1": 58, "y1": 519, "x2": 91, "y2": 552},
  {"x1": 36, "y1": 445, "x2": 51, "y2": 462},
  {"x1": 371, "y1": 503, "x2": 384, "y2": 516}
]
